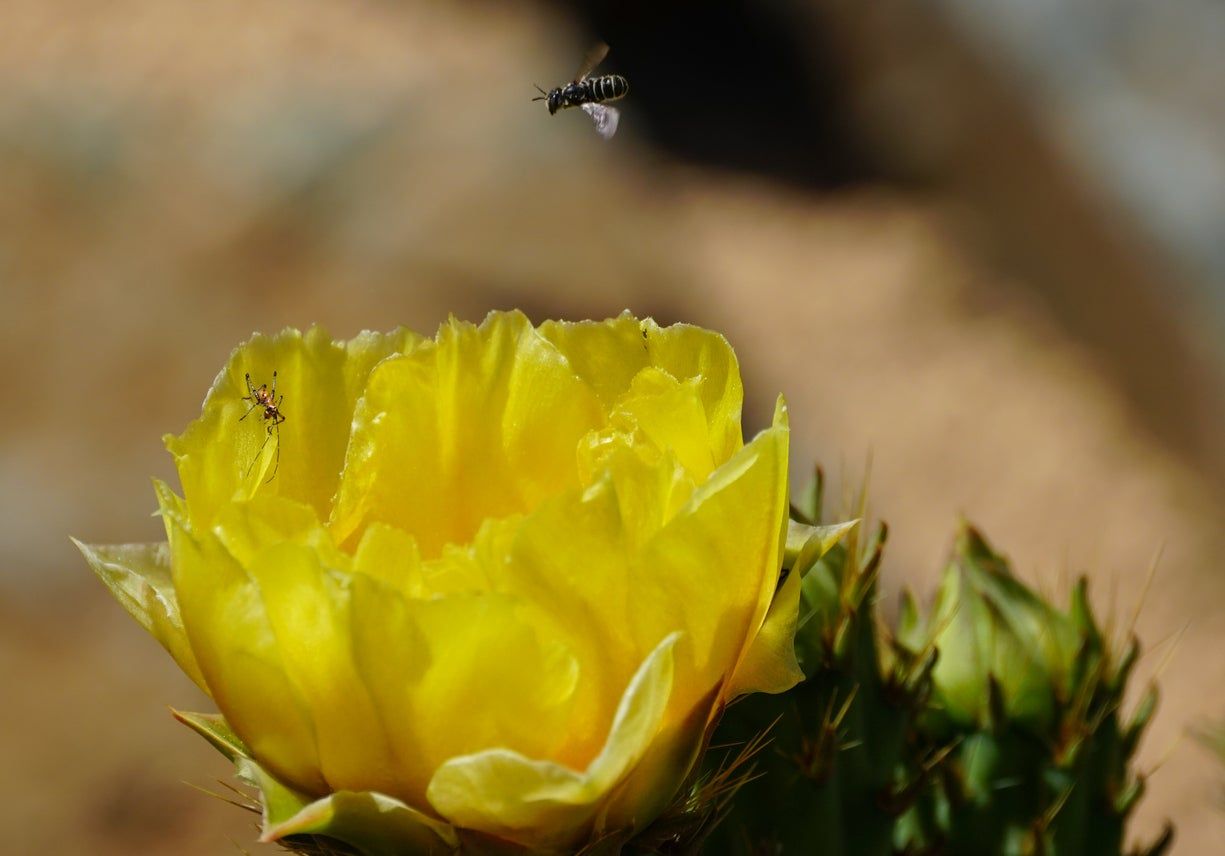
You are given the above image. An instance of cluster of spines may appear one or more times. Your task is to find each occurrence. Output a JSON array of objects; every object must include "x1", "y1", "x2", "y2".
[
  {"x1": 694, "y1": 472, "x2": 938, "y2": 855},
  {"x1": 691, "y1": 470, "x2": 1170, "y2": 856},
  {"x1": 896, "y1": 528, "x2": 1170, "y2": 856}
]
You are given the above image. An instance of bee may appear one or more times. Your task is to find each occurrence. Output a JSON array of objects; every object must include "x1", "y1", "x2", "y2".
[
  {"x1": 240, "y1": 371, "x2": 285, "y2": 483},
  {"x1": 533, "y1": 42, "x2": 628, "y2": 140}
]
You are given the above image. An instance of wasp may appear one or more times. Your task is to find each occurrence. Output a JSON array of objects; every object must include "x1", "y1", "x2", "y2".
[
  {"x1": 533, "y1": 42, "x2": 628, "y2": 140},
  {"x1": 240, "y1": 371, "x2": 285, "y2": 483}
]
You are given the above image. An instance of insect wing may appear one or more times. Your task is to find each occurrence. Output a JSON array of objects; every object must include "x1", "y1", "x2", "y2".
[
  {"x1": 582, "y1": 102, "x2": 620, "y2": 140},
  {"x1": 574, "y1": 41, "x2": 610, "y2": 81}
]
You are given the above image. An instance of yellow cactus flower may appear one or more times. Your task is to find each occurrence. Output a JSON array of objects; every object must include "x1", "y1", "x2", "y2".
[{"x1": 77, "y1": 311, "x2": 814, "y2": 853}]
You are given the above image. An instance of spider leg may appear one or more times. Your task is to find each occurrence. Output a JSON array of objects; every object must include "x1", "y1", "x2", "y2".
[
  {"x1": 270, "y1": 370, "x2": 278, "y2": 397},
  {"x1": 239, "y1": 400, "x2": 260, "y2": 421},
  {"x1": 244, "y1": 429, "x2": 273, "y2": 480},
  {"x1": 244, "y1": 373, "x2": 258, "y2": 398},
  {"x1": 265, "y1": 419, "x2": 281, "y2": 484}
]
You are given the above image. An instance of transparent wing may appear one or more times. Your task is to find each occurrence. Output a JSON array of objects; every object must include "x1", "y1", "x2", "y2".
[
  {"x1": 582, "y1": 102, "x2": 620, "y2": 140},
  {"x1": 574, "y1": 42, "x2": 610, "y2": 81}
]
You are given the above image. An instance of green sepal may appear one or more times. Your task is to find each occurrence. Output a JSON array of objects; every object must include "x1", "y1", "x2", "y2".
[
  {"x1": 262, "y1": 789, "x2": 459, "y2": 856},
  {"x1": 1108, "y1": 638, "x2": 1141, "y2": 695},
  {"x1": 73, "y1": 538, "x2": 208, "y2": 691},
  {"x1": 896, "y1": 588, "x2": 922, "y2": 649},
  {"x1": 173, "y1": 709, "x2": 458, "y2": 855},
  {"x1": 785, "y1": 519, "x2": 860, "y2": 574},
  {"x1": 171, "y1": 709, "x2": 249, "y2": 762},
  {"x1": 1122, "y1": 688, "x2": 1159, "y2": 756},
  {"x1": 1113, "y1": 777, "x2": 1145, "y2": 815},
  {"x1": 240, "y1": 758, "x2": 316, "y2": 831}
]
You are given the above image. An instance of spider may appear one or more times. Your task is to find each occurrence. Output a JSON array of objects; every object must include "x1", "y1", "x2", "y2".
[{"x1": 240, "y1": 371, "x2": 285, "y2": 483}]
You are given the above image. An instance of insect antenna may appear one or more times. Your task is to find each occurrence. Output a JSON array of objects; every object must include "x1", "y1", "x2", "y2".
[{"x1": 531, "y1": 84, "x2": 548, "y2": 102}]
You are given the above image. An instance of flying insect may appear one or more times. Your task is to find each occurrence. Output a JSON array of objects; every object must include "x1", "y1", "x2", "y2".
[{"x1": 533, "y1": 42, "x2": 628, "y2": 140}]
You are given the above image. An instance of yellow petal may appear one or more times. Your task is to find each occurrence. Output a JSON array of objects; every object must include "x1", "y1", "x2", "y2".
[
  {"x1": 631, "y1": 418, "x2": 789, "y2": 708},
  {"x1": 152, "y1": 478, "x2": 189, "y2": 537},
  {"x1": 72, "y1": 538, "x2": 208, "y2": 692},
  {"x1": 416, "y1": 513, "x2": 530, "y2": 597},
  {"x1": 539, "y1": 315, "x2": 744, "y2": 467},
  {"x1": 426, "y1": 632, "x2": 679, "y2": 850},
  {"x1": 724, "y1": 562, "x2": 804, "y2": 697},
  {"x1": 226, "y1": 539, "x2": 399, "y2": 797},
  {"x1": 350, "y1": 521, "x2": 426, "y2": 595},
  {"x1": 496, "y1": 482, "x2": 639, "y2": 761},
  {"x1": 345, "y1": 573, "x2": 434, "y2": 804},
  {"x1": 576, "y1": 434, "x2": 695, "y2": 554},
  {"x1": 330, "y1": 312, "x2": 604, "y2": 556},
  {"x1": 536, "y1": 313, "x2": 650, "y2": 408},
  {"x1": 597, "y1": 680, "x2": 721, "y2": 836},
  {"x1": 166, "y1": 326, "x2": 415, "y2": 528},
  {"x1": 166, "y1": 512, "x2": 328, "y2": 795},
  {"x1": 640, "y1": 319, "x2": 743, "y2": 465},
  {"x1": 408, "y1": 592, "x2": 581, "y2": 775},
  {"x1": 212, "y1": 494, "x2": 349, "y2": 573},
  {"x1": 347, "y1": 579, "x2": 586, "y2": 808},
  {"x1": 614, "y1": 368, "x2": 717, "y2": 482}
]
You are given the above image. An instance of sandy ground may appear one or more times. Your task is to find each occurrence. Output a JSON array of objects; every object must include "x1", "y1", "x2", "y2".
[{"x1": 2, "y1": 2, "x2": 1223, "y2": 853}]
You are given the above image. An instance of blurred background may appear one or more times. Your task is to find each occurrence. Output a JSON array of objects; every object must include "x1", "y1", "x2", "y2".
[{"x1": 2, "y1": 0, "x2": 1224, "y2": 852}]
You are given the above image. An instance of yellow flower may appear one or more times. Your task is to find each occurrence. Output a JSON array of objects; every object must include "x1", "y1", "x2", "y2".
[{"x1": 77, "y1": 311, "x2": 810, "y2": 853}]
